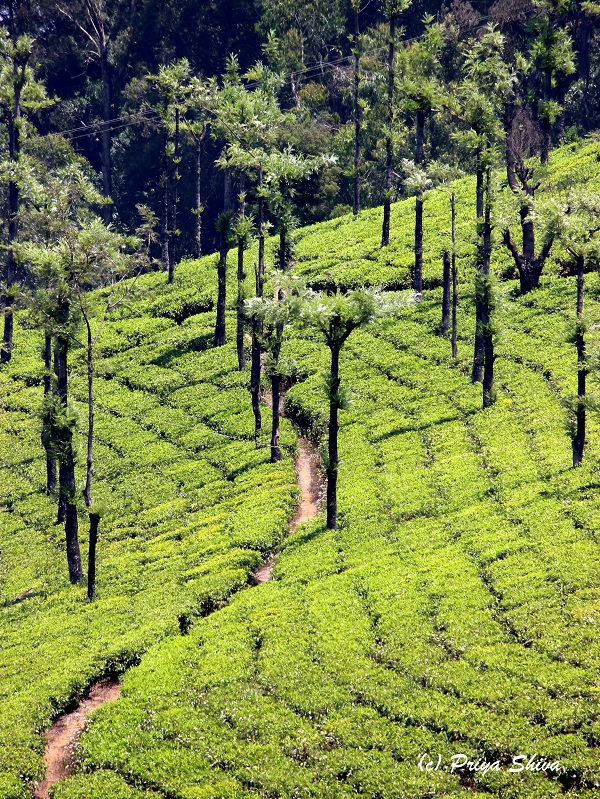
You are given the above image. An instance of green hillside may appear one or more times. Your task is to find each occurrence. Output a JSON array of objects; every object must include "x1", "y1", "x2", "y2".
[{"x1": 3, "y1": 140, "x2": 600, "y2": 799}]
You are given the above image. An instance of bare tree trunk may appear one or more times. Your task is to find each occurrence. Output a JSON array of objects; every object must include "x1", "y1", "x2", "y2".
[
  {"x1": 1, "y1": 80, "x2": 21, "y2": 364},
  {"x1": 472, "y1": 158, "x2": 484, "y2": 383},
  {"x1": 195, "y1": 137, "x2": 203, "y2": 257},
  {"x1": 55, "y1": 305, "x2": 82, "y2": 584},
  {"x1": 87, "y1": 513, "x2": 100, "y2": 601},
  {"x1": 84, "y1": 320, "x2": 94, "y2": 507},
  {"x1": 327, "y1": 344, "x2": 340, "y2": 530},
  {"x1": 450, "y1": 192, "x2": 458, "y2": 360},
  {"x1": 236, "y1": 177, "x2": 246, "y2": 371},
  {"x1": 168, "y1": 106, "x2": 179, "y2": 283},
  {"x1": 42, "y1": 331, "x2": 57, "y2": 494},
  {"x1": 441, "y1": 250, "x2": 450, "y2": 336},
  {"x1": 540, "y1": 67, "x2": 552, "y2": 164},
  {"x1": 214, "y1": 224, "x2": 228, "y2": 347},
  {"x1": 381, "y1": 13, "x2": 396, "y2": 247},
  {"x1": 482, "y1": 168, "x2": 495, "y2": 409},
  {"x1": 100, "y1": 42, "x2": 112, "y2": 223},
  {"x1": 251, "y1": 165, "x2": 264, "y2": 435},
  {"x1": 270, "y1": 329, "x2": 283, "y2": 463},
  {"x1": 54, "y1": 340, "x2": 66, "y2": 524},
  {"x1": 161, "y1": 127, "x2": 170, "y2": 281},
  {"x1": 573, "y1": 254, "x2": 586, "y2": 466},
  {"x1": 414, "y1": 107, "x2": 425, "y2": 296},
  {"x1": 353, "y1": 5, "x2": 361, "y2": 216}
]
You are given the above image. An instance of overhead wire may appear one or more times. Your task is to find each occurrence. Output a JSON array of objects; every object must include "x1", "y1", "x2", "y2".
[{"x1": 48, "y1": 15, "x2": 490, "y2": 143}]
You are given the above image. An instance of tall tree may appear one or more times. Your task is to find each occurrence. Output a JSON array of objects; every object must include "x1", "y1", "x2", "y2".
[
  {"x1": 529, "y1": 0, "x2": 576, "y2": 163},
  {"x1": 554, "y1": 192, "x2": 600, "y2": 466},
  {"x1": 456, "y1": 26, "x2": 514, "y2": 380},
  {"x1": 55, "y1": 0, "x2": 136, "y2": 219},
  {"x1": 399, "y1": 16, "x2": 446, "y2": 297},
  {"x1": 296, "y1": 288, "x2": 407, "y2": 529},
  {"x1": 148, "y1": 59, "x2": 194, "y2": 283},
  {"x1": 23, "y1": 157, "x2": 111, "y2": 584},
  {"x1": 213, "y1": 58, "x2": 287, "y2": 436},
  {"x1": 0, "y1": 28, "x2": 48, "y2": 364},
  {"x1": 381, "y1": 0, "x2": 410, "y2": 247}
]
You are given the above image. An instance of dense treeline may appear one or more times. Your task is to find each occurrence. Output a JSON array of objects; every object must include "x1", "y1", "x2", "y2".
[{"x1": 0, "y1": 0, "x2": 598, "y2": 253}]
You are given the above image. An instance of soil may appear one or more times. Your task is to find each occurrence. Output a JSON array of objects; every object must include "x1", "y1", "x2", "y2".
[
  {"x1": 253, "y1": 436, "x2": 321, "y2": 583},
  {"x1": 34, "y1": 679, "x2": 121, "y2": 799}
]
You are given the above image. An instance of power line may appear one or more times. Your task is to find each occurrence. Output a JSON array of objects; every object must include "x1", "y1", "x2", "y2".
[{"x1": 47, "y1": 16, "x2": 491, "y2": 143}]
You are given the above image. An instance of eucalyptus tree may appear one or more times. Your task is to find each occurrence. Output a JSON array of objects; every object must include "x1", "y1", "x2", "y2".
[
  {"x1": 54, "y1": 0, "x2": 136, "y2": 218},
  {"x1": 296, "y1": 288, "x2": 408, "y2": 529},
  {"x1": 554, "y1": 192, "x2": 600, "y2": 466},
  {"x1": 214, "y1": 210, "x2": 233, "y2": 347},
  {"x1": 455, "y1": 26, "x2": 514, "y2": 384},
  {"x1": 0, "y1": 28, "x2": 49, "y2": 364},
  {"x1": 213, "y1": 58, "x2": 287, "y2": 434},
  {"x1": 529, "y1": 0, "x2": 576, "y2": 163},
  {"x1": 183, "y1": 75, "x2": 217, "y2": 258},
  {"x1": 398, "y1": 16, "x2": 447, "y2": 297},
  {"x1": 23, "y1": 152, "x2": 137, "y2": 588},
  {"x1": 148, "y1": 58, "x2": 194, "y2": 283},
  {"x1": 381, "y1": 0, "x2": 410, "y2": 248}
]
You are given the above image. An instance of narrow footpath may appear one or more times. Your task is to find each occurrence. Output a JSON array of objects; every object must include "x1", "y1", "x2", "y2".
[
  {"x1": 33, "y1": 679, "x2": 121, "y2": 799},
  {"x1": 34, "y1": 428, "x2": 321, "y2": 797},
  {"x1": 253, "y1": 436, "x2": 321, "y2": 583}
]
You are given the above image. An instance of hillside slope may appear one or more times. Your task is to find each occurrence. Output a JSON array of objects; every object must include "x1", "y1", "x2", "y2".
[{"x1": 2, "y1": 140, "x2": 600, "y2": 799}]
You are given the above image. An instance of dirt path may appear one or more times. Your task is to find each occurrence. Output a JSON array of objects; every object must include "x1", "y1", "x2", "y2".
[
  {"x1": 34, "y1": 679, "x2": 121, "y2": 799},
  {"x1": 253, "y1": 436, "x2": 321, "y2": 583}
]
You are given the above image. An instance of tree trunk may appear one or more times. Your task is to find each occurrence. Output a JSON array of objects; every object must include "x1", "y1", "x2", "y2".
[
  {"x1": 100, "y1": 43, "x2": 112, "y2": 223},
  {"x1": 540, "y1": 67, "x2": 552, "y2": 164},
  {"x1": 441, "y1": 250, "x2": 450, "y2": 336},
  {"x1": 1, "y1": 82, "x2": 20, "y2": 365},
  {"x1": 168, "y1": 106, "x2": 179, "y2": 283},
  {"x1": 161, "y1": 127, "x2": 170, "y2": 281},
  {"x1": 55, "y1": 309, "x2": 82, "y2": 584},
  {"x1": 573, "y1": 254, "x2": 586, "y2": 466},
  {"x1": 414, "y1": 108, "x2": 425, "y2": 297},
  {"x1": 450, "y1": 192, "x2": 458, "y2": 360},
  {"x1": 236, "y1": 176, "x2": 246, "y2": 371},
  {"x1": 54, "y1": 339, "x2": 66, "y2": 524},
  {"x1": 270, "y1": 329, "x2": 283, "y2": 463},
  {"x1": 472, "y1": 160, "x2": 485, "y2": 383},
  {"x1": 87, "y1": 512, "x2": 100, "y2": 601},
  {"x1": 353, "y1": 5, "x2": 361, "y2": 216},
  {"x1": 195, "y1": 137, "x2": 203, "y2": 257},
  {"x1": 381, "y1": 13, "x2": 396, "y2": 247},
  {"x1": 84, "y1": 321, "x2": 94, "y2": 507},
  {"x1": 251, "y1": 165, "x2": 264, "y2": 435},
  {"x1": 42, "y1": 331, "x2": 56, "y2": 494},
  {"x1": 327, "y1": 344, "x2": 340, "y2": 530},
  {"x1": 214, "y1": 227, "x2": 228, "y2": 347},
  {"x1": 482, "y1": 168, "x2": 495, "y2": 409}
]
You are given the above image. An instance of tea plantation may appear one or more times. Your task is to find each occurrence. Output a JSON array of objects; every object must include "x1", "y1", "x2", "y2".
[{"x1": 3, "y1": 140, "x2": 600, "y2": 799}]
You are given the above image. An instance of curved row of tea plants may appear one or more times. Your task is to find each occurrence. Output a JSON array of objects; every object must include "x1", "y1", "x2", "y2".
[{"x1": 0, "y1": 260, "x2": 298, "y2": 799}]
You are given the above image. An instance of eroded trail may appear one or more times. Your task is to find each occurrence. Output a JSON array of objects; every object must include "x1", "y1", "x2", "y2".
[
  {"x1": 35, "y1": 428, "x2": 319, "y2": 794},
  {"x1": 34, "y1": 679, "x2": 120, "y2": 799},
  {"x1": 253, "y1": 436, "x2": 321, "y2": 583}
]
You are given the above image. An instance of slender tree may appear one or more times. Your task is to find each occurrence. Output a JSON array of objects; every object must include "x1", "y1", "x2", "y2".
[
  {"x1": 381, "y1": 0, "x2": 410, "y2": 247},
  {"x1": 148, "y1": 59, "x2": 194, "y2": 283},
  {"x1": 296, "y1": 288, "x2": 408, "y2": 529},
  {"x1": 399, "y1": 17, "x2": 446, "y2": 296},
  {"x1": 0, "y1": 29, "x2": 49, "y2": 364},
  {"x1": 455, "y1": 26, "x2": 514, "y2": 379},
  {"x1": 554, "y1": 192, "x2": 600, "y2": 466},
  {"x1": 55, "y1": 0, "x2": 136, "y2": 219},
  {"x1": 214, "y1": 211, "x2": 233, "y2": 347}
]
